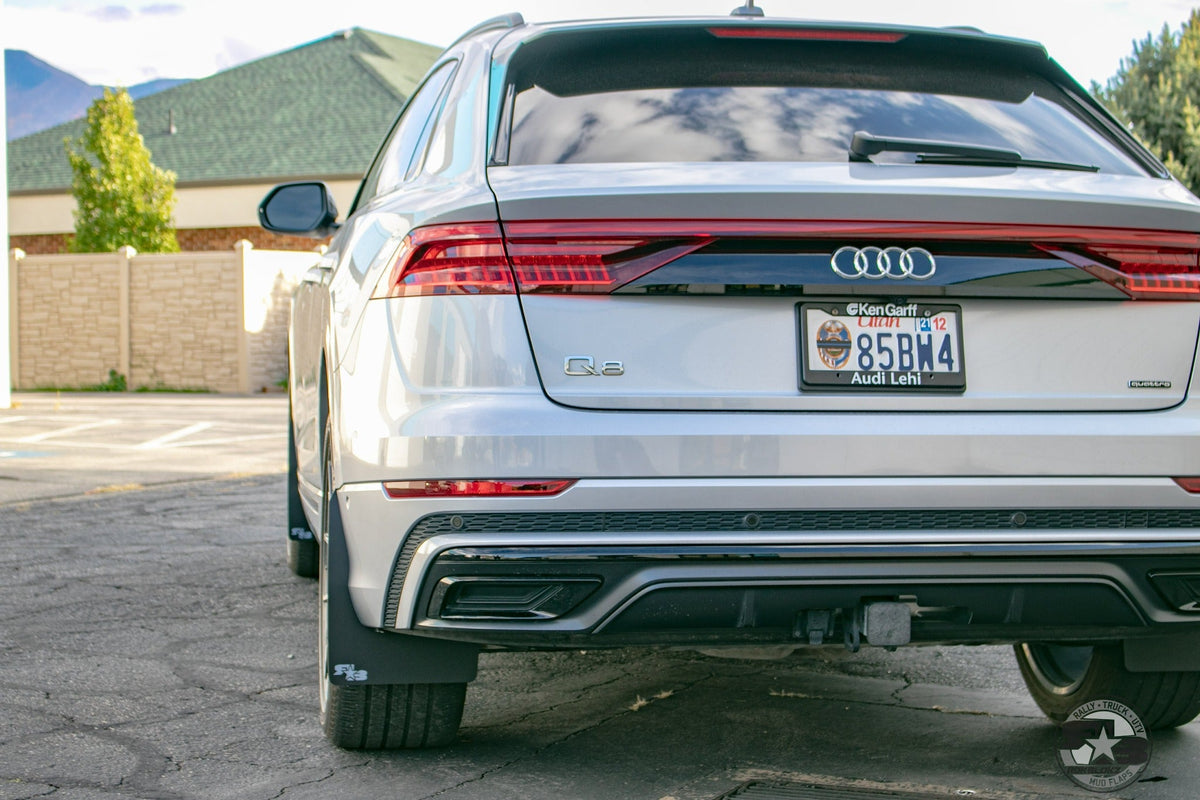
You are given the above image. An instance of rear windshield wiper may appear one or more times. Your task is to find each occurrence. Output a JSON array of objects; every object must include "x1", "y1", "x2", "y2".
[
  {"x1": 912, "y1": 153, "x2": 1100, "y2": 172},
  {"x1": 849, "y1": 131, "x2": 1099, "y2": 172}
]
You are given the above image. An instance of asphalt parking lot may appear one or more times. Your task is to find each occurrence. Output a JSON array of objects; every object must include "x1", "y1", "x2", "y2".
[
  {"x1": 1, "y1": 394, "x2": 1197, "y2": 800},
  {"x1": 0, "y1": 393, "x2": 286, "y2": 503}
]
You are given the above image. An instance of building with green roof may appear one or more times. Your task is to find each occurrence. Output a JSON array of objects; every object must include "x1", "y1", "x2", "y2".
[{"x1": 8, "y1": 28, "x2": 441, "y2": 253}]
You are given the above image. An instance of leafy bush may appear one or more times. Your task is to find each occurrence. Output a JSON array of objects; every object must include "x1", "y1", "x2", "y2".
[
  {"x1": 65, "y1": 88, "x2": 180, "y2": 253},
  {"x1": 1096, "y1": 10, "x2": 1200, "y2": 195}
]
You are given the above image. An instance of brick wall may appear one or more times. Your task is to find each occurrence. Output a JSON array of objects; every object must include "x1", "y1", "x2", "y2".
[
  {"x1": 178, "y1": 227, "x2": 329, "y2": 253},
  {"x1": 9, "y1": 233, "x2": 73, "y2": 256},
  {"x1": 11, "y1": 227, "x2": 327, "y2": 255},
  {"x1": 9, "y1": 244, "x2": 319, "y2": 393}
]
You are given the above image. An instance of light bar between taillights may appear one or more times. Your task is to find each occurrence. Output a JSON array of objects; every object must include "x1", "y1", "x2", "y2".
[{"x1": 371, "y1": 220, "x2": 1200, "y2": 300}]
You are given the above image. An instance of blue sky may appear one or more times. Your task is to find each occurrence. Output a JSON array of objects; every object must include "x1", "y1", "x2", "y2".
[{"x1": 3, "y1": 0, "x2": 1197, "y2": 88}]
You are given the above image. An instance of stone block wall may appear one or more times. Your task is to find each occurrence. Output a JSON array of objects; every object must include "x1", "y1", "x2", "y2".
[
  {"x1": 129, "y1": 253, "x2": 243, "y2": 392},
  {"x1": 12, "y1": 254, "x2": 124, "y2": 389},
  {"x1": 243, "y1": 249, "x2": 316, "y2": 394},
  {"x1": 8, "y1": 243, "x2": 320, "y2": 393}
]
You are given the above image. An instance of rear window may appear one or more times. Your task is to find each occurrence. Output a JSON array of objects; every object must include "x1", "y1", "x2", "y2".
[{"x1": 500, "y1": 26, "x2": 1143, "y2": 175}]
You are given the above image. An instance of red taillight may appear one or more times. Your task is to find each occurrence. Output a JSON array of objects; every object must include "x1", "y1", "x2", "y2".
[
  {"x1": 707, "y1": 27, "x2": 906, "y2": 42},
  {"x1": 1174, "y1": 478, "x2": 1200, "y2": 493},
  {"x1": 373, "y1": 223, "x2": 514, "y2": 298},
  {"x1": 1079, "y1": 244, "x2": 1200, "y2": 299},
  {"x1": 382, "y1": 479, "x2": 576, "y2": 498},
  {"x1": 505, "y1": 222, "x2": 712, "y2": 293},
  {"x1": 373, "y1": 221, "x2": 712, "y2": 297},
  {"x1": 1038, "y1": 235, "x2": 1200, "y2": 300}
]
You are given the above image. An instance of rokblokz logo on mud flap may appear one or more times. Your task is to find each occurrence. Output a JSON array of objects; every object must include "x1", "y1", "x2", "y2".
[{"x1": 1057, "y1": 699, "x2": 1151, "y2": 792}]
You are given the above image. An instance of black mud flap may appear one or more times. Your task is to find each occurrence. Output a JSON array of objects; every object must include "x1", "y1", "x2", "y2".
[
  {"x1": 326, "y1": 489, "x2": 479, "y2": 687},
  {"x1": 286, "y1": 413, "x2": 314, "y2": 541}
]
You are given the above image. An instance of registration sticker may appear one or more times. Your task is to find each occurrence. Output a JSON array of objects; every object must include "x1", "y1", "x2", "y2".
[
  {"x1": 815, "y1": 319, "x2": 852, "y2": 369},
  {"x1": 800, "y1": 302, "x2": 966, "y2": 391}
]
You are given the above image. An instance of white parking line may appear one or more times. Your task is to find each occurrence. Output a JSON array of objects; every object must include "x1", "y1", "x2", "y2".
[
  {"x1": 0, "y1": 417, "x2": 28, "y2": 424},
  {"x1": 135, "y1": 422, "x2": 214, "y2": 449},
  {"x1": 0, "y1": 440, "x2": 148, "y2": 450},
  {"x1": 17, "y1": 419, "x2": 119, "y2": 443},
  {"x1": 158, "y1": 433, "x2": 282, "y2": 449}
]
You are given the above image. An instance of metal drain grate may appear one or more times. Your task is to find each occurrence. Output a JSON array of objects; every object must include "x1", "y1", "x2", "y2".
[{"x1": 713, "y1": 782, "x2": 966, "y2": 800}]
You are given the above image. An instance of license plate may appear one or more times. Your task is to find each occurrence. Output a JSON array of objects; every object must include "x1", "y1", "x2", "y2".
[{"x1": 799, "y1": 302, "x2": 966, "y2": 391}]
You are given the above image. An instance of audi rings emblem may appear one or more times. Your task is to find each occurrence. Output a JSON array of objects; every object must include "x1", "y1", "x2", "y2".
[{"x1": 830, "y1": 246, "x2": 937, "y2": 281}]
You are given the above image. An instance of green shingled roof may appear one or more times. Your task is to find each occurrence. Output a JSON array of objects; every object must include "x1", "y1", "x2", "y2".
[{"x1": 8, "y1": 28, "x2": 442, "y2": 193}]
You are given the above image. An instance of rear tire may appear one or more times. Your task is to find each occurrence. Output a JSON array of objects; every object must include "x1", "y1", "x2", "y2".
[
  {"x1": 316, "y1": 416, "x2": 465, "y2": 748},
  {"x1": 286, "y1": 537, "x2": 317, "y2": 578},
  {"x1": 322, "y1": 680, "x2": 468, "y2": 750},
  {"x1": 286, "y1": 399, "x2": 318, "y2": 578},
  {"x1": 1014, "y1": 642, "x2": 1200, "y2": 730}
]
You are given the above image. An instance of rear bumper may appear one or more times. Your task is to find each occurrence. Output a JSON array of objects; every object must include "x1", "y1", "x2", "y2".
[
  {"x1": 336, "y1": 477, "x2": 1200, "y2": 647},
  {"x1": 407, "y1": 543, "x2": 1200, "y2": 648}
]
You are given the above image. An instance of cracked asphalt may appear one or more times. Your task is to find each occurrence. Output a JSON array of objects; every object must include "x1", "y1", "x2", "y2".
[{"x1": 1, "y1": 396, "x2": 1198, "y2": 799}]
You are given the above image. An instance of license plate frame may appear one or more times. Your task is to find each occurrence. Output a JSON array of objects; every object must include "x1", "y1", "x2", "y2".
[{"x1": 799, "y1": 302, "x2": 966, "y2": 392}]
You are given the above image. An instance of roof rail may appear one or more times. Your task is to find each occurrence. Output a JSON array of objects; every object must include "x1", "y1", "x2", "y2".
[{"x1": 449, "y1": 13, "x2": 525, "y2": 47}]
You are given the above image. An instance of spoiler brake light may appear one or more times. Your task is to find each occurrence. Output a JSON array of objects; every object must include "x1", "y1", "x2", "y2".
[{"x1": 706, "y1": 27, "x2": 907, "y2": 42}]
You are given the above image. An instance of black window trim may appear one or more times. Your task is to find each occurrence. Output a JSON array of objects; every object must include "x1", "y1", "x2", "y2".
[
  {"x1": 349, "y1": 58, "x2": 461, "y2": 215},
  {"x1": 490, "y1": 82, "x2": 516, "y2": 167},
  {"x1": 403, "y1": 63, "x2": 467, "y2": 182},
  {"x1": 1057, "y1": 83, "x2": 1171, "y2": 180}
]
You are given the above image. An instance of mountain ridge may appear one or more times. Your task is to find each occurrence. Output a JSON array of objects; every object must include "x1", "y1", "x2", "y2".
[{"x1": 6, "y1": 49, "x2": 190, "y2": 141}]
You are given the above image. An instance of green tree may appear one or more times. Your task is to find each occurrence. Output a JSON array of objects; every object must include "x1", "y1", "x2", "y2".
[
  {"x1": 64, "y1": 88, "x2": 179, "y2": 253},
  {"x1": 1096, "y1": 10, "x2": 1200, "y2": 195}
]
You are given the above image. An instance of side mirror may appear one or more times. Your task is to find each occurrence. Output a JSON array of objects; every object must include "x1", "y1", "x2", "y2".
[{"x1": 258, "y1": 182, "x2": 339, "y2": 238}]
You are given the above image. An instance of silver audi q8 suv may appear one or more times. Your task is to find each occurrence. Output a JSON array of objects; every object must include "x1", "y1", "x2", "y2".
[{"x1": 261, "y1": 10, "x2": 1200, "y2": 748}]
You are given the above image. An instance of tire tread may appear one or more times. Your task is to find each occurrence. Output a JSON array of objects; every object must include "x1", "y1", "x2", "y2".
[
  {"x1": 322, "y1": 682, "x2": 465, "y2": 749},
  {"x1": 1015, "y1": 643, "x2": 1200, "y2": 730},
  {"x1": 286, "y1": 537, "x2": 318, "y2": 577}
]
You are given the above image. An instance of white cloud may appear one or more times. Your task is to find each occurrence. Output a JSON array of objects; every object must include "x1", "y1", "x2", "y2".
[
  {"x1": 141, "y1": 3, "x2": 184, "y2": 15},
  {"x1": 2, "y1": 0, "x2": 1197, "y2": 87},
  {"x1": 89, "y1": 4, "x2": 135, "y2": 23}
]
